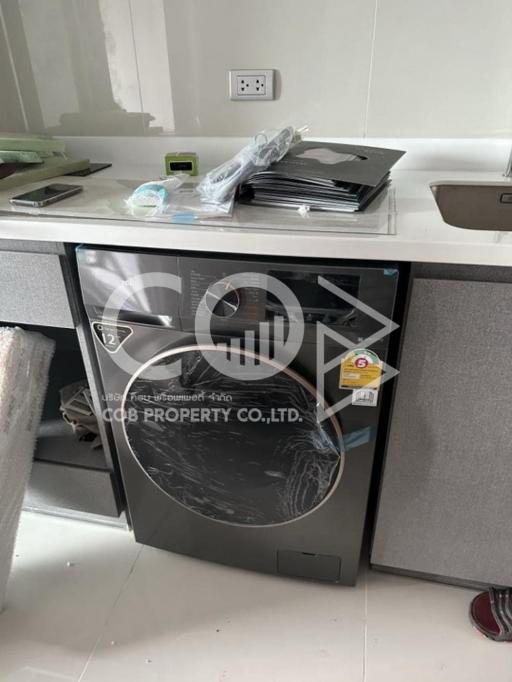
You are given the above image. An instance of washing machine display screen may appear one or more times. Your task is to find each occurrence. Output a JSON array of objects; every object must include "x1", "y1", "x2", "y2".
[
  {"x1": 266, "y1": 272, "x2": 360, "y2": 323},
  {"x1": 122, "y1": 347, "x2": 343, "y2": 526}
]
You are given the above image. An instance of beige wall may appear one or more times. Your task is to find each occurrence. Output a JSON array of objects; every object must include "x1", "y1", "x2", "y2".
[{"x1": 1, "y1": 0, "x2": 511, "y2": 137}]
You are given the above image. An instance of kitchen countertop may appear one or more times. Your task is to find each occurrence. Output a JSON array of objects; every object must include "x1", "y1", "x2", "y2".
[{"x1": 0, "y1": 164, "x2": 511, "y2": 267}]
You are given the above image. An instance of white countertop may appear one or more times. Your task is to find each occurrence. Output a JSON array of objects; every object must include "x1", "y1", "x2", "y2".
[{"x1": 1, "y1": 145, "x2": 511, "y2": 266}]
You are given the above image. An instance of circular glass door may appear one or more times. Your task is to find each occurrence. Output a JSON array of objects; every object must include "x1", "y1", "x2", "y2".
[{"x1": 122, "y1": 345, "x2": 343, "y2": 526}]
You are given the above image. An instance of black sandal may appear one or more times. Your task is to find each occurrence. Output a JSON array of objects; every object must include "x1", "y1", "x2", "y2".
[{"x1": 470, "y1": 588, "x2": 512, "y2": 642}]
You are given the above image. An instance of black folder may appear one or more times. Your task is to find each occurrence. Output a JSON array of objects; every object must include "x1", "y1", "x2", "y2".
[{"x1": 239, "y1": 142, "x2": 405, "y2": 213}]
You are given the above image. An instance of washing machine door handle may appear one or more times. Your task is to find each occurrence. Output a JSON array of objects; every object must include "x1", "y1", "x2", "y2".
[{"x1": 95, "y1": 309, "x2": 176, "y2": 328}]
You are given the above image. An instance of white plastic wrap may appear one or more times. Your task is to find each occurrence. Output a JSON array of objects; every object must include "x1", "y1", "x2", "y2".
[{"x1": 0, "y1": 327, "x2": 55, "y2": 610}]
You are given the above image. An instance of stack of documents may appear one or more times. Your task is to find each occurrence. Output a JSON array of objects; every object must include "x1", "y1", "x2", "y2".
[{"x1": 240, "y1": 142, "x2": 405, "y2": 213}]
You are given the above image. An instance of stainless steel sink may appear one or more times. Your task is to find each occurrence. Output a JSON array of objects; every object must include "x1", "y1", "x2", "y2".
[{"x1": 431, "y1": 181, "x2": 512, "y2": 231}]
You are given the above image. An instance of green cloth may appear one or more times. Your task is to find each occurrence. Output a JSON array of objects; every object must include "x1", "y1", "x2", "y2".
[{"x1": 0, "y1": 150, "x2": 43, "y2": 165}]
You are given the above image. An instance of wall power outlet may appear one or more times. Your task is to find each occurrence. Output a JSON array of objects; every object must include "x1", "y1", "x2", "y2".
[{"x1": 229, "y1": 69, "x2": 275, "y2": 101}]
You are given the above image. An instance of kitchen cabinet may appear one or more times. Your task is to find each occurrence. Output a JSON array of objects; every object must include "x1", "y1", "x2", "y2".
[
  {"x1": 0, "y1": 250, "x2": 74, "y2": 328},
  {"x1": 372, "y1": 271, "x2": 512, "y2": 587},
  {"x1": 0, "y1": 242, "x2": 123, "y2": 522}
]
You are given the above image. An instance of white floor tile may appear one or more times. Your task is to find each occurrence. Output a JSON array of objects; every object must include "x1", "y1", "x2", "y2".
[
  {"x1": 365, "y1": 570, "x2": 512, "y2": 682},
  {"x1": 2, "y1": 513, "x2": 510, "y2": 682},
  {"x1": 0, "y1": 513, "x2": 140, "y2": 682},
  {"x1": 79, "y1": 546, "x2": 367, "y2": 682}
]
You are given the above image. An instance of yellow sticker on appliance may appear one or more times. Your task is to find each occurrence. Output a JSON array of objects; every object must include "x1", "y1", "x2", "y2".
[{"x1": 339, "y1": 349, "x2": 382, "y2": 389}]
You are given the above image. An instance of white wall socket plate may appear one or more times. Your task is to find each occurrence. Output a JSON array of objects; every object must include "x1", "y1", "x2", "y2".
[{"x1": 229, "y1": 69, "x2": 275, "y2": 101}]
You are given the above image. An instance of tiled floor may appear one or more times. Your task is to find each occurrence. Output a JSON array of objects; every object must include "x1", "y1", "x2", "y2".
[{"x1": 0, "y1": 513, "x2": 510, "y2": 682}]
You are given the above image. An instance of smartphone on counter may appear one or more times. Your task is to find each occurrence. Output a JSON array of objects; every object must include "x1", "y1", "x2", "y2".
[{"x1": 10, "y1": 183, "x2": 83, "y2": 207}]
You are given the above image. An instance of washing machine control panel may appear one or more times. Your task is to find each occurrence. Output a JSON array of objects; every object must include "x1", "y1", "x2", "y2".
[
  {"x1": 179, "y1": 256, "x2": 398, "y2": 337},
  {"x1": 185, "y1": 264, "x2": 361, "y2": 328},
  {"x1": 77, "y1": 247, "x2": 399, "y2": 342}
]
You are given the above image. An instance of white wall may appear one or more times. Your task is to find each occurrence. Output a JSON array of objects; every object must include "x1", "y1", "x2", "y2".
[{"x1": 1, "y1": 0, "x2": 511, "y2": 138}]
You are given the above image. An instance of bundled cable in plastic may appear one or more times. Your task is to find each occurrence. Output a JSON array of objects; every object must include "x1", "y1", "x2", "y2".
[{"x1": 196, "y1": 126, "x2": 302, "y2": 207}]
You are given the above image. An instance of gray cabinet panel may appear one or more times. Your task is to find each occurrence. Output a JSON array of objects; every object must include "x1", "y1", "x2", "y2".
[
  {"x1": 25, "y1": 461, "x2": 121, "y2": 518},
  {"x1": 372, "y1": 278, "x2": 512, "y2": 587},
  {"x1": 0, "y1": 240, "x2": 65, "y2": 254},
  {"x1": 0, "y1": 251, "x2": 73, "y2": 328}
]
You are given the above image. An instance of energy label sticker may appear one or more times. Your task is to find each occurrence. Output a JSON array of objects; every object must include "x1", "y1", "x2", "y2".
[{"x1": 339, "y1": 349, "x2": 382, "y2": 390}]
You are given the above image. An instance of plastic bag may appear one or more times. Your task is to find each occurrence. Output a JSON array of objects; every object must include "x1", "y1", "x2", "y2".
[
  {"x1": 163, "y1": 184, "x2": 235, "y2": 223},
  {"x1": 125, "y1": 175, "x2": 186, "y2": 217},
  {"x1": 196, "y1": 126, "x2": 302, "y2": 207}
]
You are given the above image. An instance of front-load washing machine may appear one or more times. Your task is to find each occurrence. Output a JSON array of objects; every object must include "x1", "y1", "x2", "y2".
[{"x1": 77, "y1": 247, "x2": 401, "y2": 585}]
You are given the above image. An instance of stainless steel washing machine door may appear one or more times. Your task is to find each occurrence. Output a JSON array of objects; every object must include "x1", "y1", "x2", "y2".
[{"x1": 121, "y1": 345, "x2": 343, "y2": 526}]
